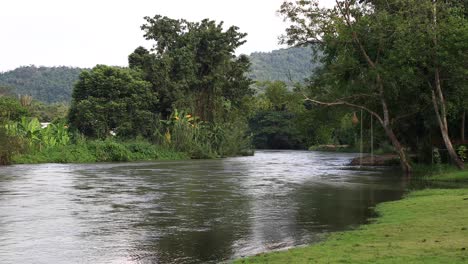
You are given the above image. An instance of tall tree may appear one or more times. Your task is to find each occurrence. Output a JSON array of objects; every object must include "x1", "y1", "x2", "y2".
[
  {"x1": 280, "y1": 0, "x2": 467, "y2": 172},
  {"x1": 429, "y1": 0, "x2": 465, "y2": 169},
  {"x1": 380, "y1": 0, "x2": 467, "y2": 168},
  {"x1": 129, "y1": 16, "x2": 253, "y2": 122},
  {"x1": 68, "y1": 65, "x2": 156, "y2": 138},
  {"x1": 280, "y1": 0, "x2": 416, "y2": 173}
]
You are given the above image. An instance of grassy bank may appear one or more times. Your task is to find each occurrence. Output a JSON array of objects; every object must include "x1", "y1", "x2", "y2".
[
  {"x1": 13, "y1": 140, "x2": 189, "y2": 164},
  {"x1": 234, "y1": 170, "x2": 468, "y2": 263}
]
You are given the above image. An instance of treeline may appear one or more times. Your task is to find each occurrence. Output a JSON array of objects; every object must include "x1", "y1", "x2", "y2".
[
  {"x1": 1, "y1": 1, "x2": 466, "y2": 172},
  {"x1": 0, "y1": 47, "x2": 317, "y2": 103},
  {"x1": 248, "y1": 81, "x2": 355, "y2": 150},
  {"x1": 0, "y1": 15, "x2": 256, "y2": 164},
  {"x1": 0, "y1": 66, "x2": 83, "y2": 103},
  {"x1": 249, "y1": 46, "x2": 320, "y2": 85}
]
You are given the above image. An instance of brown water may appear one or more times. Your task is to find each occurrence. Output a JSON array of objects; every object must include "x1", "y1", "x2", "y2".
[{"x1": 0, "y1": 150, "x2": 407, "y2": 263}]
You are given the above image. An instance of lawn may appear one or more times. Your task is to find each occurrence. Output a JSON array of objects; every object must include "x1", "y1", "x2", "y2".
[{"x1": 234, "y1": 170, "x2": 468, "y2": 263}]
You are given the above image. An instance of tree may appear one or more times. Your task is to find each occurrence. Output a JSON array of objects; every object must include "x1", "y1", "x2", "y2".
[
  {"x1": 0, "y1": 96, "x2": 29, "y2": 122},
  {"x1": 366, "y1": 0, "x2": 467, "y2": 168},
  {"x1": 68, "y1": 65, "x2": 156, "y2": 138},
  {"x1": 280, "y1": 0, "x2": 468, "y2": 172},
  {"x1": 129, "y1": 15, "x2": 253, "y2": 122},
  {"x1": 280, "y1": 0, "x2": 416, "y2": 173},
  {"x1": 0, "y1": 85, "x2": 14, "y2": 97},
  {"x1": 428, "y1": 0, "x2": 467, "y2": 168}
]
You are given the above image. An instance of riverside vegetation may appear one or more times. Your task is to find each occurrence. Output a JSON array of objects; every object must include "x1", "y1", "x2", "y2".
[
  {"x1": 1, "y1": 1, "x2": 467, "y2": 173},
  {"x1": 0, "y1": 0, "x2": 467, "y2": 263},
  {"x1": 1, "y1": 16, "x2": 256, "y2": 164}
]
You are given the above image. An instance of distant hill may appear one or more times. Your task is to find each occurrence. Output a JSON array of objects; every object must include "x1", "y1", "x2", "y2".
[
  {"x1": 0, "y1": 66, "x2": 83, "y2": 104},
  {"x1": 0, "y1": 47, "x2": 318, "y2": 104},
  {"x1": 248, "y1": 46, "x2": 320, "y2": 84}
]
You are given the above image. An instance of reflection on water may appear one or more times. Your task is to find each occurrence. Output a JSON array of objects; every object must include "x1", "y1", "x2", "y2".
[{"x1": 0, "y1": 150, "x2": 406, "y2": 263}]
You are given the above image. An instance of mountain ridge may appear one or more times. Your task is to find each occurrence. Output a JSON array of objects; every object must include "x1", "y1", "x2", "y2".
[{"x1": 0, "y1": 47, "x2": 317, "y2": 103}]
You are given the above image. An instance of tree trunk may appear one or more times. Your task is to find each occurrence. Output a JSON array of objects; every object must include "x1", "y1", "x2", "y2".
[
  {"x1": 431, "y1": 0, "x2": 464, "y2": 169},
  {"x1": 333, "y1": 0, "x2": 412, "y2": 174},
  {"x1": 382, "y1": 124, "x2": 412, "y2": 174},
  {"x1": 379, "y1": 95, "x2": 412, "y2": 174},
  {"x1": 432, "y1": 89, "x2": 465, "y2": 169},
  {"x1": 378, "y1": 78, "x2": 412, "y2": 174}
]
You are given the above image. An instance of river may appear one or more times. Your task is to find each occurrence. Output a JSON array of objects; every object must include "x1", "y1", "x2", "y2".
[{"x1": 0, "y1": 150, "x2": 406, "y2": 263}]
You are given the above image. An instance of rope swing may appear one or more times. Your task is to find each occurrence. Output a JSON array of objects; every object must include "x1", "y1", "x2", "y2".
[
  {"x1": 360, "y1": 110, "x2": 363, "y2": 167},
  {"x1": 371, "y1": 114, "x2": 374, "y2": 165}
]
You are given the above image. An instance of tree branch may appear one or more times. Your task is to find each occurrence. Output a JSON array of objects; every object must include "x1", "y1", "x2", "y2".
[
  {"x1": 335, "y1": 0, "x2": 377, "y2": 68},
  {"x1": 303, "y1": 95, "x2": 384, "y2": 125}
]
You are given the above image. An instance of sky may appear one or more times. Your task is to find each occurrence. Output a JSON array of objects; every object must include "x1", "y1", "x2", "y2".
[{"x1": 0, "y1": 0, "x2": 335, "y2": 72}]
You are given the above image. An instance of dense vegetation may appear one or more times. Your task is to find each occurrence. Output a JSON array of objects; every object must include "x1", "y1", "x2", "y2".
[
  {"x1": 248, "y1": 81, "x2": 356, "y2": 149},
  {"x1": 0, "y1": 15, "x2": 256, "y2": 164},
  {"x1": 0, "y1": 47, "x2": 316, "y2": 103},
  {"x1": 278, "y1": 0, "x2": 468, "y2": 172},
  {"x1": 0, "y1": 0, "x2": 466, "y2": 172},
  {"x1": 0, "y1": 1, "x2": 467, "y2": 263},
  {"x1": 0, "y1": 66, "x2": 82, "y2": 103},
  {"x1": 249, "y1": 46, "x2": 319, "y2": 85}
]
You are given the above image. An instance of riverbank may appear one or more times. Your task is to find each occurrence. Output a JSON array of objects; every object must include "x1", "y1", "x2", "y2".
[
  {"x1": 234, "y1": 170, "x2": 468, "y2": 263},
  {"x1": 12, "y1": 140, "x2": 190, "y2": 164}
]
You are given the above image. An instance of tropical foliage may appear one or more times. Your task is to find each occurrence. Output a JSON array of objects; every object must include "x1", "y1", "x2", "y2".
[
  {"x1": 68, "y1": 65, "x2": 157, "y2": 139},
  {"x1": 129, "y1": 15, "x2": 253, "y2": 121},
  {"x1": 0, "y1": 96, "x2": 29, "y2": 122},
  {"x1": 5, "y1": 117, "x2": 70, "y2": 149}
]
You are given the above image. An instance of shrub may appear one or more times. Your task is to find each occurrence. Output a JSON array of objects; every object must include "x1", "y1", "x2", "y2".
[
  {"x1": 12, "y1": 139, "x2": 188, "y2": 164},
  {"x1": 0, "y1": 127, "x2": 23, "y2": 165}
]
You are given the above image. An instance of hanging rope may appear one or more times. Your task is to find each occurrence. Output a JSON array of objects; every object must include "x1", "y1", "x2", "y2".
[
  {"x1": 360, "y1": 109, "x2": 363, "y2": 166},
  {"x1": 371, "y1": 115, "x2": 374, "y2": 165}
]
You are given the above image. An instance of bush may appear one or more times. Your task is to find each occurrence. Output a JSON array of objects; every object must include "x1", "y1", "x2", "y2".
[
  {"x1": 0, "y1": 127, "x2": 23, "y2": 165},
  {"x1": 0, "y1": 97, "x2": 29, "y2": 122},
  {"x1": 158, "y1": 109, "x2": 253, "y2": 158},
  {"x1": 12, "y1": 139, "x2": 189, "y2": 164},
  {"x1": 457, "y1": 145, "x2": 467, "y2": 162},
  {"x1": 88, "y1": 140, "x2": 131, "y2": 162}
]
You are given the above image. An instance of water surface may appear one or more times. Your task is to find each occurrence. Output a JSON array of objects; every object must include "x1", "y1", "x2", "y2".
[{"x1": 0, "y1": 150, "x2": 406, "y2": 263}]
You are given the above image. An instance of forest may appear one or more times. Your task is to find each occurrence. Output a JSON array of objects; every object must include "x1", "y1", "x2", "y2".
[
  {"x1": 0, "y1": 0, "x2": 466, "y2": 174},
  {"x1": 249, "y1": 46, "x2": 319, "y2": 84},
  {"x1": 0, "y1": 47, "x2": 314, "y2": 102},
  {"x1": 0, "y1": 66, "x2": 82, "y2": 103}
]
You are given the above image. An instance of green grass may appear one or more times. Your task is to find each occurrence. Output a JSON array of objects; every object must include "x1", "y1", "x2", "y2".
[
  {"x1": 412, "y1": 164, "x2": 468, "y2": 182},
  {"x1": 428, "y1": 170, "x2": 468, "y2": 182},
  {"x1": 234, "y1": 172, "x2": 468, "y2": 264},
  {"x1": 422, "y1": 165, "x2": 468, "y2": 182},
  {"x1": 12, "y1": 139, "x2": 189, "y2": 164}
]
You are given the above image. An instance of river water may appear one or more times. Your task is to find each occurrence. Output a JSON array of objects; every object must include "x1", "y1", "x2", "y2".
[{"x1": 0, "y1": 150, "x2": 407, "y2": 263}]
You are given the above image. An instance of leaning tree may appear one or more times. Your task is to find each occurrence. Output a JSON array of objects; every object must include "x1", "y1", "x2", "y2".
[{"x1": 280, "y1": 0, "x2": 467, "y2": 172}]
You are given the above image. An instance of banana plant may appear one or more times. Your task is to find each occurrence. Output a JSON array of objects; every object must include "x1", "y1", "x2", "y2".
[
  {"x1": 3, "y1": 118, "x2": 71, "y2": 149},
  {"x1": 18, "y1": 117, "x2": 42, "y2": 147},
  {"x1": 41, "y1": 122, "x2": 70, "y2": 148}
]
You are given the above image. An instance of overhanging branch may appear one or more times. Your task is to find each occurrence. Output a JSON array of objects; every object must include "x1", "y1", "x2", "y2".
[{"x1": 303, "y1": 95, "x2": 384, "y2": 125}]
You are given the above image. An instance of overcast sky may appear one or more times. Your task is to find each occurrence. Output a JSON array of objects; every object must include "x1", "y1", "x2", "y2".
[{"x1": 0, "y1": 0, "x2": 335, "y2": 72}]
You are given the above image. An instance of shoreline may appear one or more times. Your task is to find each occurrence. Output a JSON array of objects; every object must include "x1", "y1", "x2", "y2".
[{"x1": 234, "y1": 169, "x2": 468, "y2": 263}]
